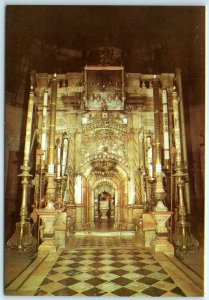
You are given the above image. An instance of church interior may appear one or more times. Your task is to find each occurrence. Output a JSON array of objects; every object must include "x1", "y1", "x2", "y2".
[{"x1": 4, "y1": 6, "x2": 205, "y2": 296}]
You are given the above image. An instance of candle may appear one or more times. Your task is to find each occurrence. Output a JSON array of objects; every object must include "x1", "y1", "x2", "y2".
[
  {"x1": 61, "y1": 137, "x2": 68, "y2": 176},
  {"x1": 147, "y1": 136, "x2": 153, "y2": 177},
  {"x1": 57, "y1": 143, "x2": 61, "y2": 177}
]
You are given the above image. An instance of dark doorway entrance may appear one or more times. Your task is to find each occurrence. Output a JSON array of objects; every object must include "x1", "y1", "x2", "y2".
[{"x1": 94, "y1": 192, "x2": 114, "y2": 230}]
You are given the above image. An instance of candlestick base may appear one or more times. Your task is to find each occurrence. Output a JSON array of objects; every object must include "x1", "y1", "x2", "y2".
[
  {"x1": 173, "y1": 220, "x2": 199, "y2": 255},
  {"x1": 7, "y1": 222, "x2": 37, "y2": 255}
]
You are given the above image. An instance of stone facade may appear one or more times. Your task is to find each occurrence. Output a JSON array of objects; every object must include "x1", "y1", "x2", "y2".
[{"x1": 5, "y1": 57, "x2": 204, "y2": 254}]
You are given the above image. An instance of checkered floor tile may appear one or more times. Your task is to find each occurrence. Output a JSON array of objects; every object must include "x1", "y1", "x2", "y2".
[{"x1": 34, "y1": 237, "x2": 186, "y2": 296}]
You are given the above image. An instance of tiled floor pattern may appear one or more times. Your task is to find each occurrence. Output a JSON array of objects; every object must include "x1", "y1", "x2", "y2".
[{"x1": 35, "y1": 237, "x2": 186, "y2": 296}]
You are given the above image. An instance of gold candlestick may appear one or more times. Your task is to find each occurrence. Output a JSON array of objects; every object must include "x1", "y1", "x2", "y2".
[
  {"x1": 175, "y1": 69, "x2": 191, "y2": 214},
  {"x1": 7, "y1": 86, "x2": 37, "y2": 253},
  {"x1": 172, "y1": 89, "x2": 199, "y2": 253},
  {"x1": 153, "y1": 76, "x2": 167, "y2": 211},
  {"x1": 45, "y1": 74, "x2": 57, "y2": 209},
  {"x1": 162, "y1": 88, "x2": 170, "y2": 169},
  {"x1": 41, "y1": 89, "x2": 48, "y2": 166}
]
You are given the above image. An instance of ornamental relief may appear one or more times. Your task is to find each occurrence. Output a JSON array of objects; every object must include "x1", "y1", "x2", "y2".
[
  {"x1": 81, "y1": 111, "x2": 128, "y2": 133},
  {"x1": 81, "y1": 128, "x2": 128, "y2": 161}
]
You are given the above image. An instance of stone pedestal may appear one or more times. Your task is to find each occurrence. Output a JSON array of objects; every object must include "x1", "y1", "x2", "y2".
[
  {"x1": 37, "y1": 209, "x2": 59, "y2": 253},
  {"x1": 74, "y1": 204, "x2": 83, "y2": 230},
  {"x1": 151, "y1": 211, "x2": 174, "y2": 256},
  {"x1": 54, "y1": 212, "x2": 69, "y2": 248},
  {"x1": 142, "y1": 213, "x2": 156, "y2": 248}
]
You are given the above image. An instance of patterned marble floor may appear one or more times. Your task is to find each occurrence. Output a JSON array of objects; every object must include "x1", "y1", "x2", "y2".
[{"x1": 34, "y1": 237, "x2": 187, "y2": 297}]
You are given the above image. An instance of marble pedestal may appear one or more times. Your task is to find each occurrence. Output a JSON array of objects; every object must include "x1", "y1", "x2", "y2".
[
  {"x1": 151, "y1": 211, "x2": 174, "y2": 256},
  {"x1": 37, "y1": 209, "x2": 59, "y2": 253},
  {"x1": 142, "y1": 213, "x2": 156, "y2": 248},
  {"x1": 54, "y1": 212, "x2": 69, "y2": 248}
]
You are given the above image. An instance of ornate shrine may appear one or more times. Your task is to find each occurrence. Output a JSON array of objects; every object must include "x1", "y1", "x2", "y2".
[{"x1": 7, "y1": 46, "x2": 199, "y2": 256}]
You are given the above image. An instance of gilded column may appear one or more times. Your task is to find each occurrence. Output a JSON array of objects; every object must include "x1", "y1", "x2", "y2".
[
  {"x1": 7, "y1": 86, "x2": 37, "y2": 253},
  {"x1": 45, "y1": 74, "x2": 57, "y2": 209}
]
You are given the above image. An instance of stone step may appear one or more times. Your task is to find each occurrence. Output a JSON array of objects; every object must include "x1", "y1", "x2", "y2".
[{"x1": 74, "y1": 230, "x2": 135, "y2": 237}]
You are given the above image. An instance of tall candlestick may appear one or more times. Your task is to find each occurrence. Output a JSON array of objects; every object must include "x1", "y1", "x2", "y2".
[
  {"x1": 45, "y1": 74, "x2": 57, "y2": 208},
  {"x1": 153, "y1": 76, "x2": 167, "y2": 211},
  {"x1": 48, "y1": 74, "x2": 57, "y2": 173},
  {"x1": 175, "y1": 69, "x2": 191, "y2": 214},
  {"x1": 21, "y1": 87, "x2": 34, "y2": 226},
  {"x1": 162, "y1": 88, "x2": 170, "y2": 163},
  {"x1": 41, "y1": 89, "x2": 48, "y2": 164},
  {"x1": 153, "y1": 76, "x2": 162, "y2": 174},
  {"x1": 7, "y1": 86, "x2": 37, "y2": 253},
  {"x1": 172, "y1": 89, "x2": 188, "y2": 251}
]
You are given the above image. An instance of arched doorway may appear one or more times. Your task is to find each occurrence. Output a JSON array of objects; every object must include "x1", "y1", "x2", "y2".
[
  {"x1": 94, "y1": 183, "x2": 115, "y2": 229},
  {"x1": 74, "y1": 111, "x2": 139, "y2": 232},
  {"x1": 80, "y1": 158, "x2": 128, "y2": 230}
]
